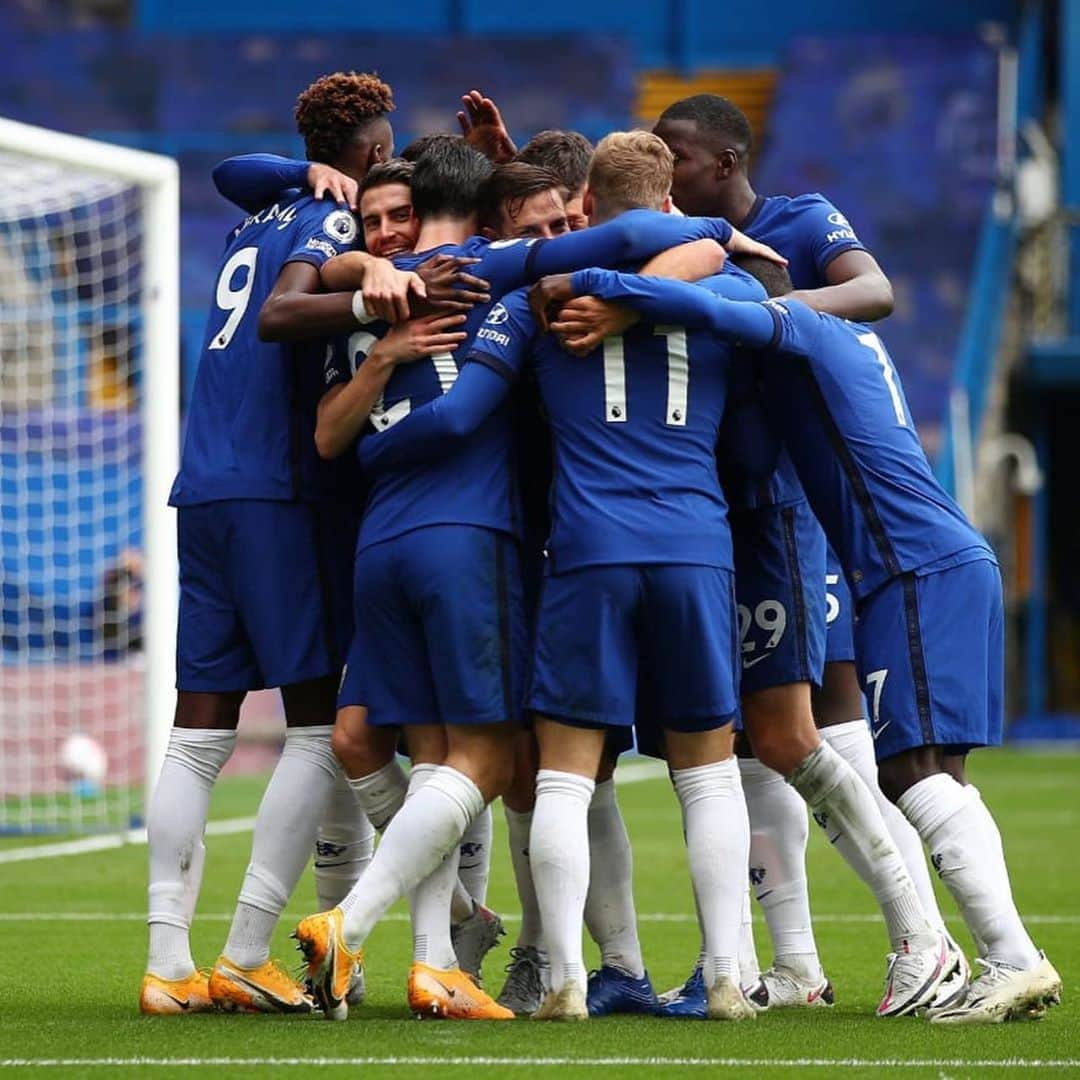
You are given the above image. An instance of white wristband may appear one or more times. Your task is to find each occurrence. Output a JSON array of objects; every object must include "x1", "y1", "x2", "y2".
[{"x1": 351, "y1": 289, "x2": 375, "y2": 325}]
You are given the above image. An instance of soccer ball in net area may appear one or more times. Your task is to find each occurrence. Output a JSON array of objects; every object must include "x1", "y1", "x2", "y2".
[
  {"x1": 0, "y1": 119, "x2": 178, "y2": 836},
  {"x1": 59, "y1": 733, "x2": 109, "y2": 796}
]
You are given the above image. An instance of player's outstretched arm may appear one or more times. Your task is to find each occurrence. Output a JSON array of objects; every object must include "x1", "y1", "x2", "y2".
[
  {"x1": 526, "y1": 211, "x2": 735, "y2": 283},
  {"x1": 213, "y1": 154, "x2": 359, "y2": 213},
  {"x1": 550, "y1": 238, "x2": 728, "y2": 355},
  {"x1": 534, "y1": 270, "x2": 778, "y2": 348},
  {"x1": 786, "y1": 249, "x2": 893, "y2": 322},
  {"x1": 315, "y1": 313, "x2": 468, "y2": 460},
  {"x1": 357, "y1": 360, "x2": 513, "y2": 473},
  {"x1": 321, "y1": 253, "x2": 488, "y2": 323},
  {"x1": 213, "y1": 154, "x2": 309, "y2": 213},
  {"x1": 257, "y1": 262, "x2": 370, "y2": 342}
]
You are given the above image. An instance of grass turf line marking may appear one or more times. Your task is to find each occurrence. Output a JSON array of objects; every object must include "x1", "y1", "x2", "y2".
[
  {"x1": 1, "y1": 911, "x2": 1076, "y2": 924},
  {"x1": 2, "y1": 1058, "x2": 1079, "y2": 1070},
  {"x1": 0, "y1": 765, "x2": 669, "y2": 865}
]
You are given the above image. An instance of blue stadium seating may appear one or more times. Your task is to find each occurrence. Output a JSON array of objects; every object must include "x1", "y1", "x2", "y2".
[{"x1": 755, "y1": 34, "x2": 999, "y2": 450}]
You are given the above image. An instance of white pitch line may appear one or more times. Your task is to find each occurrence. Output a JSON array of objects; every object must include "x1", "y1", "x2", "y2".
[
  {"x1": 0, "y1": 764, "x2": 669, "y2": 865},
  {"x1": 0, "y1": 911, "x2": 1076, "y2": 925},
  {"x1": 0, "y1": 816, "x2": 256, "y2": 865},
  {"x1": 1, "y1": 1058, "x2": 1078, "y2": 1070}
]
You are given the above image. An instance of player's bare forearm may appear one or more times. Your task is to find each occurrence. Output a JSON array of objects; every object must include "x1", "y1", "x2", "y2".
[
  {"x1": 785, "y1": 277, "x2": 893, "y2": 321},
  {"x1": 320, "y1": 251, "x2": 377, "y2": 291},
  {"x1": 257, "y1": 288, "x2": 358, "y2": 342},
  {"x1": 787, "y1": 251, "x2": 893, "y2": 322},
  {"x1": 640, "y1": 239, "x2": 727, "y2": 282},
  {"x1": 315, "y1": 350, "x2": 397, "y2": 460}
]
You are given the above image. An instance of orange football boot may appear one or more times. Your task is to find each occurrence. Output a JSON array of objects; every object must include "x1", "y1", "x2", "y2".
[
  {"x1": 408, "y1": 962, "x2": 516, "y2": 1020},
  {"x1": 139, "y1": 969, "x2": 214, "y2": 1015}
]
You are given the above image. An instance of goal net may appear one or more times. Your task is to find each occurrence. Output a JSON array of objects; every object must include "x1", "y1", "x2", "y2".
[{"x1": 0, "y1": 119, "x2": 178, "y2": 835}]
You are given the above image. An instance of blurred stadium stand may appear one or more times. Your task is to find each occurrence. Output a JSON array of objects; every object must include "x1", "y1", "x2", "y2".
[{"x1": 11, "y1": 0, "x2": 1080, "y2": 739}]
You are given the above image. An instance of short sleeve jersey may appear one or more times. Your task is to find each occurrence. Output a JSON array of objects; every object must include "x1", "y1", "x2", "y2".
[{"x1": 169, "y1": 195, "x2": 359, "y2": 507}]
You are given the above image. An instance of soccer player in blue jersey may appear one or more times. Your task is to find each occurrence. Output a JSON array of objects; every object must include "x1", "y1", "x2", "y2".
[
  {"x1": 541, "y1": 264, "x2": 1063, "y2": 1024},
  {"x1": 292, "y1": 134, "x2": 769, "y2": 1021},
  {"x1": 652, "y1": 93, "x2": 957, "y2": 1010},
  {"x1": 545, "y1": 93, "x2": 945, "y2": 1013},
  {"x1": 140, "y1": 72, "x2": 447, "y2": 1017},
  {"x1": 316, "y1": 131, "x2": 764, "y2": 1022}
]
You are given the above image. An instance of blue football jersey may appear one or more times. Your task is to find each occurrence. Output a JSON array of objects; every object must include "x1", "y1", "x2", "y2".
[
  {"x1": 739, "y1": 193, "x2": 867, "y2": 291},
  {"x1": 724, "y1": 193, "x2": 868, "y2": 511},
  {"x1": 757, "y1": 300, "x2": 992, "y2": 600},
  {"x1": 567, "y1": 271, "x2": 992, "y2": 600},
  {"x1": 350, "y1": 211, "x2": 735, "y2": 551},
  {"x1": 170, "y1": 194, "x2": 360, "y2": 506},
  {"x1": 469, "y1": 272, "x2": 753, "y2": 574}
]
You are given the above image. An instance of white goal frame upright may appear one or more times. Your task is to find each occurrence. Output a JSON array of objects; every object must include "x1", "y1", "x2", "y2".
[{"x1": 0, "y1": 117, "x2": 179, "y2": 819}]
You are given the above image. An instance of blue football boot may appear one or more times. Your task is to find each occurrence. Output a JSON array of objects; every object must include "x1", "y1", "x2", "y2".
[
  {"x1": 586, "y1": 965, "x2": 659, "y2": 1017},
  {"x1": 653, "y1": 965, "x2": 707, "y2": 1019}
]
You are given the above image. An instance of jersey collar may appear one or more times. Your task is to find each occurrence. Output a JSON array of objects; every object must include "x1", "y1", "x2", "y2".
[{"x1": 737, "y1": 194, "x2": 768, "y2": 232}]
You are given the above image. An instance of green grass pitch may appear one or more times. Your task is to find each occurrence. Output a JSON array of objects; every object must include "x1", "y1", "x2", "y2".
[{"x1": 1, "y1": 749, "x2": 1077, "y2": 1078}]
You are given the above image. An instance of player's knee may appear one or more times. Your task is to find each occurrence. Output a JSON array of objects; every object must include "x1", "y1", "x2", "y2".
[
  {"x1": 503, "y1": 761, "x2": 537, "y2": 812},
  {"x1": 749, "y1": 722, "x2": 817, "y2": 778},
  {"x1": 175, "y1": 690, "x2": 243, "y2": 730},
  {"x1": 331, "y1": 715, "x2": 393, "y2": 778},
  {"x1": 877, "y1": 746, "x2": 944, "y2": 804}
]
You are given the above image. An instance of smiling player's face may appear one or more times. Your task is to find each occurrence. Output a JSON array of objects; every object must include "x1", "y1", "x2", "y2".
[
  {"x1": 498, "y1": 189, "x2": 570, "y2": 240},
  {"x1": 360, "y1": 183, "x2": 420, "y2": 258},
  {"x1": 653, "y1": 117, "x2": 721, "y2": 218}
]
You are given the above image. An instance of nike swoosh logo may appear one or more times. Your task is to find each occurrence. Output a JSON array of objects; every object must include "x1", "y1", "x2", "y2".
[
  {"x1": 162, "y1": 991, "x2": 192, "y2": 1010},
  {"x1": 872, "y1": 721, "x2": 892, "y2": 741},
  {"x1": 742, "y1": 654, "x2": 772, "y2": 670},
  {"x1": 435, "y1": 981, "x2": 457, "y2": 999}
]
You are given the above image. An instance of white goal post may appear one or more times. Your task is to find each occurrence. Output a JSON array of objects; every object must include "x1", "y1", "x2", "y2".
[{"x1": 0, "y1": 117, "x2": 178, "y2": 833}]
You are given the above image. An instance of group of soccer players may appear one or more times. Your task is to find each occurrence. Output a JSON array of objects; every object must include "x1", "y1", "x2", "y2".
[{"x1": 138, "y1": 70, "x2": 1062, "y2": 1027}]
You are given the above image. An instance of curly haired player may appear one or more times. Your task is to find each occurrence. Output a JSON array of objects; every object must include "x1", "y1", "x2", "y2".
[{"x1": 139, "y1": 71, "x2": 447, "y2": 1017}]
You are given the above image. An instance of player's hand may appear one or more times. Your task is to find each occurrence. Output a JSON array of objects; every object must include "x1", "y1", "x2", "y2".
[
  {"x1": 724, "y1": 228, "x2": 788, "y2": 266},
  {"x1": 374, "y1": 313, "x2": 469, "y2": 366},
  {"x1": 361, "y1": 259, "x2": 427, "y2": 324},
  {"x1": 457, "y1": 90, "x2": 518, "y2": 163},
  {"x1": 550, "y1": 297, "x2": 639, "y2": 356},
  {"x1": 415, "y1": 253, "x2": 491, "y2": 311},
  {"x1": 307, "y1": 163, "x2": 358, "y2": 210},
  {"x1": 528, "y1": 274, "x2": 576, "y2": 332}
]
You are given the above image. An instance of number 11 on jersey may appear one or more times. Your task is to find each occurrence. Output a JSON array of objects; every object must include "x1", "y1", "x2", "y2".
[{"x1": 601, "y1": 327, "x2": 689, "y2": 426}]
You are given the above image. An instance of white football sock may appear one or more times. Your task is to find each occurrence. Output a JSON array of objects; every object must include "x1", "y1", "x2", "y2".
[
  {"x1": 410, "y1": 845, "x2": 461, "y2": 969},
  {"x1": 789, "y1": 742, "x2": 936, "y2": 953},
  {"x1": 738, "y1": 886, "x2": 761, "y2": 986},
  {"x1": 820, "y1": 720, "x2": 947, "y2": 935},
  {"x1": 225, "y1": 725, "x2": 338, "y2": 969},
  {"x1": 672, "y1": 759, "x2": 749, "y2": 989},
  {"x1": 898, "y1": 775, "x2": 1039, "y2": 969},
  {"x1": 458, "y1": 804, "x2": 492, "y2": 906},
  {"x1": 531, "y1": 769, "x2": 595, "y2": 992},
  {"x1": 403, "y1": 762, "x2": 460, "y2": 968},
  {"x1": 347, "y1": 758, "x2": 408, "y2": 833},
  {"x1": 401, "y1": 765, "x2": 477, "y2": 926},
  {"x1": 740, "y1": 757, "x2": 822, "y2": 981},
  {"x1": 505, "y1": 806, "x2": 543, "y2": 951},
  {"x1": 584, "y1": 778, "x2": 645, "y2": 977},
  {"x1": 339, "y1": 765, "x2": 484, "y2": 951},
  {"x1": 314, "y1": 767, "x2": 375, "y2": 910},
  {"x1": 146, "y1": 726, "x2": 236, "y2": 979}
]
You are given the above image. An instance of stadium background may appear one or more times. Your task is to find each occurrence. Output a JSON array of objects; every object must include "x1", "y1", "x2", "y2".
[
  {"x1": 0, "y1": 3, "x2": 1076, "y2": 791},
  {"x1": 1, "y1": 2, "x2": 1079, "y2": 1075}
]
